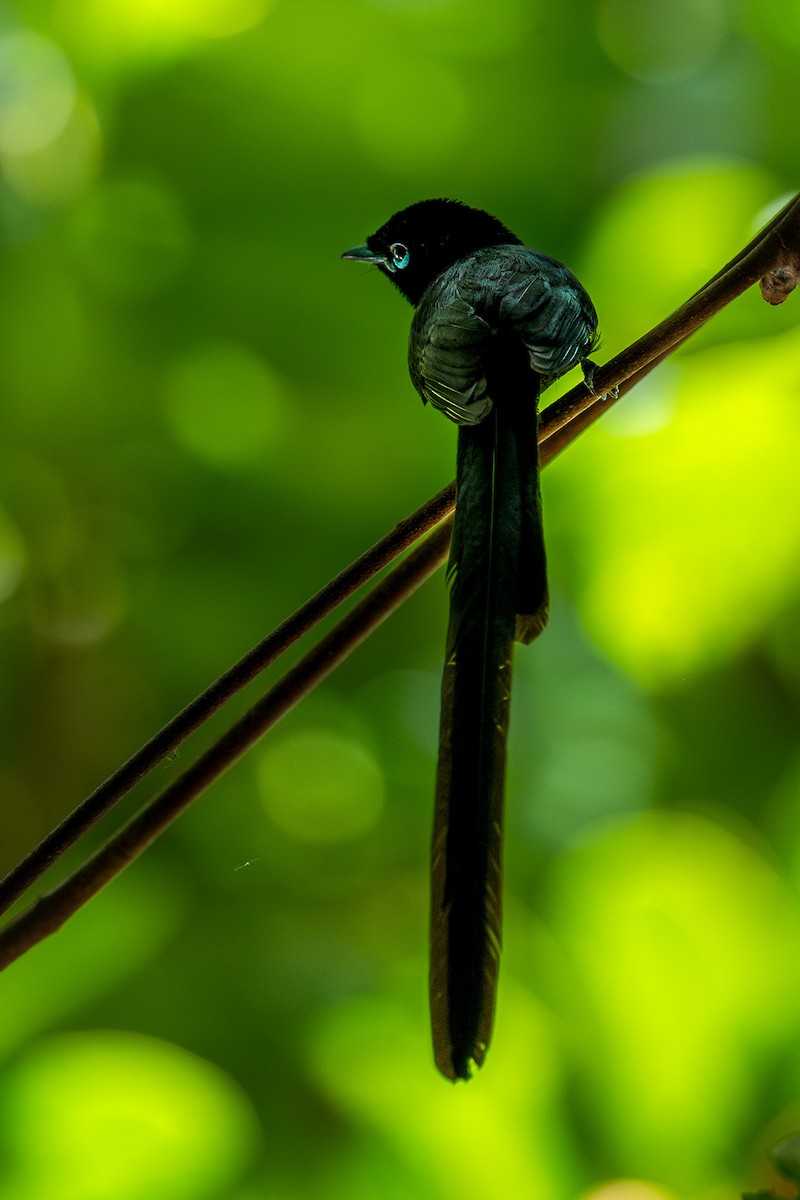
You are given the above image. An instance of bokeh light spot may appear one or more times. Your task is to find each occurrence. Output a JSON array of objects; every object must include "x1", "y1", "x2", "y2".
[
  {"x1": 185, "y1": 0, "x2": 270, "y2": 38},
  {"x1": 33, "y1": 544, "x2": 127, "y2": 647},
  {"x1": 562, "y1": 329, "x2": 800, "y2": 684},
  {"x1": 258, "y1": 730, "x2": 385, "y2": 844},
  {"x1": 2, "y1": 94, "x2": 101, "y2": 208},
  {"x1": 54, "y1": 0, "x2": 270, "y2": 70},
  {"x1": 584, "y1": 161, "x2": 776, "y2": 342},
  {"x1": 164, "y1": 343, "x2": 286, "y2": 469},
  {"x1": 597, "y1": 0, "x2": 727, "y2": 83},
  {"x1": 549, "y1": 812, "x2": 800, "y2": 1184},
  {"x1": 0, "y1": 31, "x2": 75, "y2": 155},
  {"x1": 0, "y1": 1032, "x2": 258, "y2": 1200},
  {"x1": 309, "y1": 983, "x2": 567, "y2": 1200}
]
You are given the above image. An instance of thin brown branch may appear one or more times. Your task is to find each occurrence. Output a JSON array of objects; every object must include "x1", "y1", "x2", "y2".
[
  {"x1": 0, "y1": 482, "x2": 455, "y2": 917},
  {"x1": 0, "y1": 520, "x2": 452, "y2": 970},
  {"x1": 541, "y1": 350, "x2": 673, "y2": 461},
  {"x1": 540, "y1": 191, "x2": 800, "y2": 443},
  {"x1": 1, "y1": 191, "x2": 798, "y2": 962}
]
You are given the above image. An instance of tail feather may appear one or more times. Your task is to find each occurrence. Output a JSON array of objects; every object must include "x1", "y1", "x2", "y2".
[{"x1": 430, "y1": 372, "x2": 545, "y2": 1080}]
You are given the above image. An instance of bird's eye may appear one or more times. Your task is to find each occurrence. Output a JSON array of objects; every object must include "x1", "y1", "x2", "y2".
[{"x1": 389, "y1": 242, "x2": 410, "y2": 270}]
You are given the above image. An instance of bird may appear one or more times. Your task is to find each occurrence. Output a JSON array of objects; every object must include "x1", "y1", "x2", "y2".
[{"x1": 342, "y1": 199, "x2": 599, "y2": 1081}]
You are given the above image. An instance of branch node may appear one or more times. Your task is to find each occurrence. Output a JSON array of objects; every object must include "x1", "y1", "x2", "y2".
[{"x1": 760, "y1": 254, "x2": 800, "y2": 305}]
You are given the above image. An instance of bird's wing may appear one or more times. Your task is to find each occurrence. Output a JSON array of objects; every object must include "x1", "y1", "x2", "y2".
[
  {"x1": 409, "y1": 247, "x2": 598, "y2": 425},
  {"x1": 496, "y1": 248, "x2": 599, "y2": 381},
  {"x1": 408, "y1": 285, "x2": 494, "y2": 426}
]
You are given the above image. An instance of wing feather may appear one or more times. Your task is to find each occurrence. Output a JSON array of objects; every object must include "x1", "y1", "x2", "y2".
[{"x1": 409, "y1": 245, "x2": 598, "y2": 426}]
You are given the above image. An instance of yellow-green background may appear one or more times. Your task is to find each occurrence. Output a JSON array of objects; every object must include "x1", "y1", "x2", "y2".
[{"x1": 1, "y1": 1, "x2": 800, "y2": 1198}]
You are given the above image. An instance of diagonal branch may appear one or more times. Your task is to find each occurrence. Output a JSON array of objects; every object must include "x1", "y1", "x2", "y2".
[
  {"x1": 0, "y1": 518, "x2": 453, "y2": 970},
  {"x1": 540, "y1": 189, "x2": 800, "y2": 445},
  {"x1": 0, "y1": 192, "x2": 798, "y2": 967},
  {"x1": 0, "y1": 482, "x2": 456, "y2": 917}
]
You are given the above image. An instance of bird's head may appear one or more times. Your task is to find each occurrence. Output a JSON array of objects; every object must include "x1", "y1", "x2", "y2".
[{"x1": 342, "y1": 199, "x2": 521, "y2": 306}]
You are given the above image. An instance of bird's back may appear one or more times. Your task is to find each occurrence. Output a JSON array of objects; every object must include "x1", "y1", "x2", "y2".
[{"x1": 409, "y1": 244, "x2": 598, "y2": 425}]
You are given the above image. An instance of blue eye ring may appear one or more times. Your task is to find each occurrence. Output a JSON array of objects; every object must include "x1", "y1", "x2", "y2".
[{"x1": 389, "y1": 242, "x2": 410, "y2": 270}]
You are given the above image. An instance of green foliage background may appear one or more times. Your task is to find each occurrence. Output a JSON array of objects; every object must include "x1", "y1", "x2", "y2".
[{"x1": 1, "y1": 1, "x2": 800, "y2": 1198}]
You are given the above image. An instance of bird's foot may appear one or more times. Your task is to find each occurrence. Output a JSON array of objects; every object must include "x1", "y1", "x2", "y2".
[{"x1": 581, "y1": 358, "x2": 619, "y2": 402}]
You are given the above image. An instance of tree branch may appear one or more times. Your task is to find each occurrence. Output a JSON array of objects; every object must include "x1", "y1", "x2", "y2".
[
  {"x1": 0, "y1": 520, "x2": 452, "y2": 970},
  {"x1": 540, "y1": 189, "x2": 800, "y2": 446},
  {"x1": 0, "y1": 482, "x2": 456, "y2": 917}
]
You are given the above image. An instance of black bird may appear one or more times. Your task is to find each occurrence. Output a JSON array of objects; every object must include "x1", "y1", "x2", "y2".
[{"x1": 342, "y1": 199, "x2": 598, "y2": 1080}]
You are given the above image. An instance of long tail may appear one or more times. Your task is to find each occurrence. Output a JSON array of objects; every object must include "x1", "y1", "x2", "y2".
[{"x1": 429, "y1": 371, "x2": 546, "y2": 1081}]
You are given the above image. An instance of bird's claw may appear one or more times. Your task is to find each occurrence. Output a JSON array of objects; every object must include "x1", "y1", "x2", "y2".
[{"x1": 581, "y1": 358, "x2": 619, "y2": 402}]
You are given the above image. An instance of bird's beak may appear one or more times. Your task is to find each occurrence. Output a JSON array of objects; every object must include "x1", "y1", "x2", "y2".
[{"x1": 341, "y1": 244, "x2": 388, "y2": 267}]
